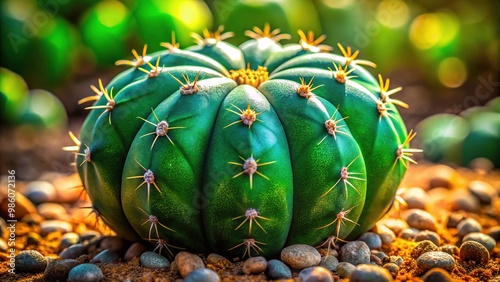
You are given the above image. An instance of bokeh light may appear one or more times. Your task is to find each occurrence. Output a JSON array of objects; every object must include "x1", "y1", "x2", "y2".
[{"x1": 437, "y1": 57, "x2": 467, "y2": 88}]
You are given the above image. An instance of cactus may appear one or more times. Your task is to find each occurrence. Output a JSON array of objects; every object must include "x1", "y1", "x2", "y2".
[{"x1": 66, "y1": 25, "x2": 419, "y2": 258}]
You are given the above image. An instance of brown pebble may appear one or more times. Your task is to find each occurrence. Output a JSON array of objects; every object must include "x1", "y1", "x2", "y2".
[
  {"x1": 124, "y1": 242, "x2": 147, "y2": 261},
  {"x1": 459, "y1": 241, "x2": 490, "y2": 265},
  {"x1": 421, "y1": 267, "x2": 453, "y2": 282},
  {"x1": 404, "y1": 209, "x2": 438, "y2": 232},
  {"x1": 0, "y1": 193, "x2": 37, "y2": 220},
  {"x1": 411, "y1": 240, "x2": 439, "y2": 259},
  {"x1": 427, "y1": 165, "x2": 458, "y2": 189},
  {"x1": 175, "y1": 251, "x2": 205, "y2": 278}
]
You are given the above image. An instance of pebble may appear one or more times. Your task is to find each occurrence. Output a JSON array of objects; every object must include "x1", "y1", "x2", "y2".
[
  {"x1": 27, "y1": 232, "x2": 42, "y2": 245},
  {"x1": 184, "y1": 268, "x2": 220, "y2": 282},
  {"x1": 140, "y1": 251, "x2": 170, "y2": 270},
  {"x1": 0, "y1": 217, "x2": 7, "y2": 237},
  {"x1": 370, "y1": 254, "x2": 383, "y2": 265},
  {"x1": 358, "y1": 232, "x2": 382, "y2": 249},
  {"x1": 175, "y1": 251, "x2": 205, "y2": 278},
  {"x1": 387, "y1": 256, "x2": 403, "y2": 266},
  {"x1": 67, "y1": 263, "x2": 104, "y2": 282},
  {"x1": 416, "y1": 251, "x2": 455, "y2": 271},
  {"x1": 378, "y1": 218, "x2": 409, "y2": 235},
  {"x1": 427, "y1": 165, "x2": 457, "y2": 189},
  {"x1": 206, "y1": 253, "x2": 232, "y2": 269},
  {"x1": 336, "y1": 262, "x2": 356, "y2": 278},
  {"x1": 421, "y1": 267, "x2": 454, "y2": 282},
  {"x1": 37, "y1": 203, "x2": 68, "y2": 220},
  {"x1": 446, "y1": 212, "x2": 467, "y2": 228},
  {"x1": 299, "y1": 266, "x2": 334, "y2": 282},
  {"x1": 16, "y1": 250, "x2": 47, "y2": 273},
  {"x1": 43, "y1": 259, "x2": 80, "y2": 281},
  {"x1": 124, "y1": 242, "x2": 147, "y2": 261},
  {"x1": 400, "y1": 187, "x2": 427, "y2": 210},
  {"x1": 59, "y1": 232, "x2": 80, "y2": 251},
  {"x1": 404, "y1": 209, "x2": 438, "y2": 231},
  {"x1": 40, "y1": 220, "x2": 73, "y2": 236},
  {"x1": 340, "y1": 241, "x2": 371, "y2": 265},
  {"x1": 488, "y1": 226, "x2": 500, "y2": 241},
  {"x1": 439, "y1": 245, "x2": 459, "y2": 256},
  {"x1": 79, "y1": 230, "x2": 101, "y2": 242},
  {"x1": 459, "y1": 241, "x2": 490, "y2": 265},
  {"x1": 415, "y1": 230, "x2": 441, "y2": 246},
  {"x1": 450, "y1": 189, "x2": 480, "y2": 212},
  {"x1": 242, "y1": 256, "x2": 267, "y2": 275},
  {"x1": 281, "y1": 244, "x2": 321, "y2": 269},
  {"x1": 0, "y1": 193, "x2": 37, "y2": 220},
  {"x1": 457, "y1": 218, "x2": 482, "y2": 237},
  {"x1": 0, "y1": 238, "x2": 7, "y2": 252},
  {"x1": 468, "y1": 180, "x2": 496, "y2": 204},
  {"x1": 400, "y1": 228, "x2": 419, "y2": 240},
  {"x1": 383, "y1": 263, "x2": 399, "y2": 276},
  {"x1": 59, "y1": 244, "x2": 86, "y2": 259},
  {"x1": 100, "y1": 236, "x2": 125, "y2": 253},
  {"x1": 320, "y1": 255, "x2": 339, "y2": 271},
  {"x1": 350, "y1": 264, "x2": 393, "y2": 282},
  {"x1": 371, "y1": 250, "x2": 388, "y2": 262},
  {"x1": 21, "y1": 214, "x2": 44, "y2": 226},
  {"x1": 411, "y1": 240, "x2": 439, "y2": 259},
  {"x1": 463, "y1": 232, "x2": 496, "y2": 252},
  {"x1": 25, "y1": 180, "x2": 56, "y2": 204},
  {"x1": 266, "y1": 259, "x2": 292, "y2": 279},
  {"x1": 91, "y1": 249, "x2": 120, "y2": 263},
  {"x1": 374, "y1": 223, "x2": 396, "y2": 245}
]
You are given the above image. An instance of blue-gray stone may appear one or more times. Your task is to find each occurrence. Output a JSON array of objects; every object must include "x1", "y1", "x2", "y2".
[
  {"x1": 242, "y1": 256, "x2": 267, "y2": 274},
  {"x1": 91, "y1": 249, "x2": 119, "y2": 263},
  {"x1": 281, "y1": 244, "x2": 321, "y2": 269},
  {"x1": 266, "y1": 259, "x2": 292, "y2": 279},
  {"x1": 299, "y1": 266, "x2": 334, "y2": 282},
  {"x1": 140, "y1": 251, "x2": 170, "y2": 270},
  {"x1": 16, "y1": 250, "x2": 47, "y2": 273},
  {"x1": 457, "y1": 218, "x2": 482, "y2": 237},
  {"x1": 358, "y1": 232, "x2": 383, "y2": 249},
  {"x1": 59, "y1": 244, "x2": 86, "y2": 259},
  {"x1": 416, "y1": 251, "x2": 455, "y2": 271},
  {"x1": 68, "y1": 263, "x2": 104, "y2": 282},
  {"x1": 336, "y1": 262, "x2": 356, "y2": 278},
  {"x1": 184, "y1": 268, "x2": 220, "y2": 282},
  {"x1": 350, "y1": 264, "x2": 393, "y2": 282},
  {"x1": 320, "y1": 255, "x2": 339, "y2": 271},
  {"x1": 43, "y1": 259, "x2": 80, "y2": 281},
  {"x1": 340, "y1": 241, "x2": 371, "y2": 265},
  {"x1": 463, "y1": 232, "x2": 496, "y2": 252}
]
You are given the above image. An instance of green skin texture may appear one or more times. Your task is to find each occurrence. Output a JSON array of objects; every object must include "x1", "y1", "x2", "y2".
[{"x1": 76, "y1": 34, "x2": 409, "y2": 258}]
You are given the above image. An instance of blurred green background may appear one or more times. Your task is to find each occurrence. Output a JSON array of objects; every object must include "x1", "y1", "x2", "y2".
[{"x1": 0, "y1": 0, "x2": 499, "y2": 174}]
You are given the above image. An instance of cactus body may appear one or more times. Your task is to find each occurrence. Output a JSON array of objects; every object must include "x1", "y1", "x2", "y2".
[{"x1": 73, "y1": 26, "x2": 415, "y2": 258}]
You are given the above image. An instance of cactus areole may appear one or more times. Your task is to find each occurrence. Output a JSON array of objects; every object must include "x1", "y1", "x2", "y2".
[{"x1": 69, "y1": 25, "x2": 419, "y2": 258}]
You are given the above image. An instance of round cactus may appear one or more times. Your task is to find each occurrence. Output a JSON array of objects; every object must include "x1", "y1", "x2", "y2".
[{"x1": 66, "y1": 25, "x2": 419, "y2": 258}]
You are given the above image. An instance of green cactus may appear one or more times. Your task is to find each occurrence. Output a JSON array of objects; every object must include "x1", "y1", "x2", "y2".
[{"x1": 66, "y1": 25, "x2": 419, "y2": 258}]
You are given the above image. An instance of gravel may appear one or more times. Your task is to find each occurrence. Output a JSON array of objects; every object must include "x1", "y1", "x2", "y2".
[
  {"x1": 242, "y1": 256, "x2": 267, "y2": 274},
  {"x1": 266, "y1": 259, "x2": 292, "y2": 279},
  {"x1": 459, "y1": 241, "x2": 490, "y2": 265},
  {"x1": 175, "y1": 251, "x2": 205, "y2": 278}
]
